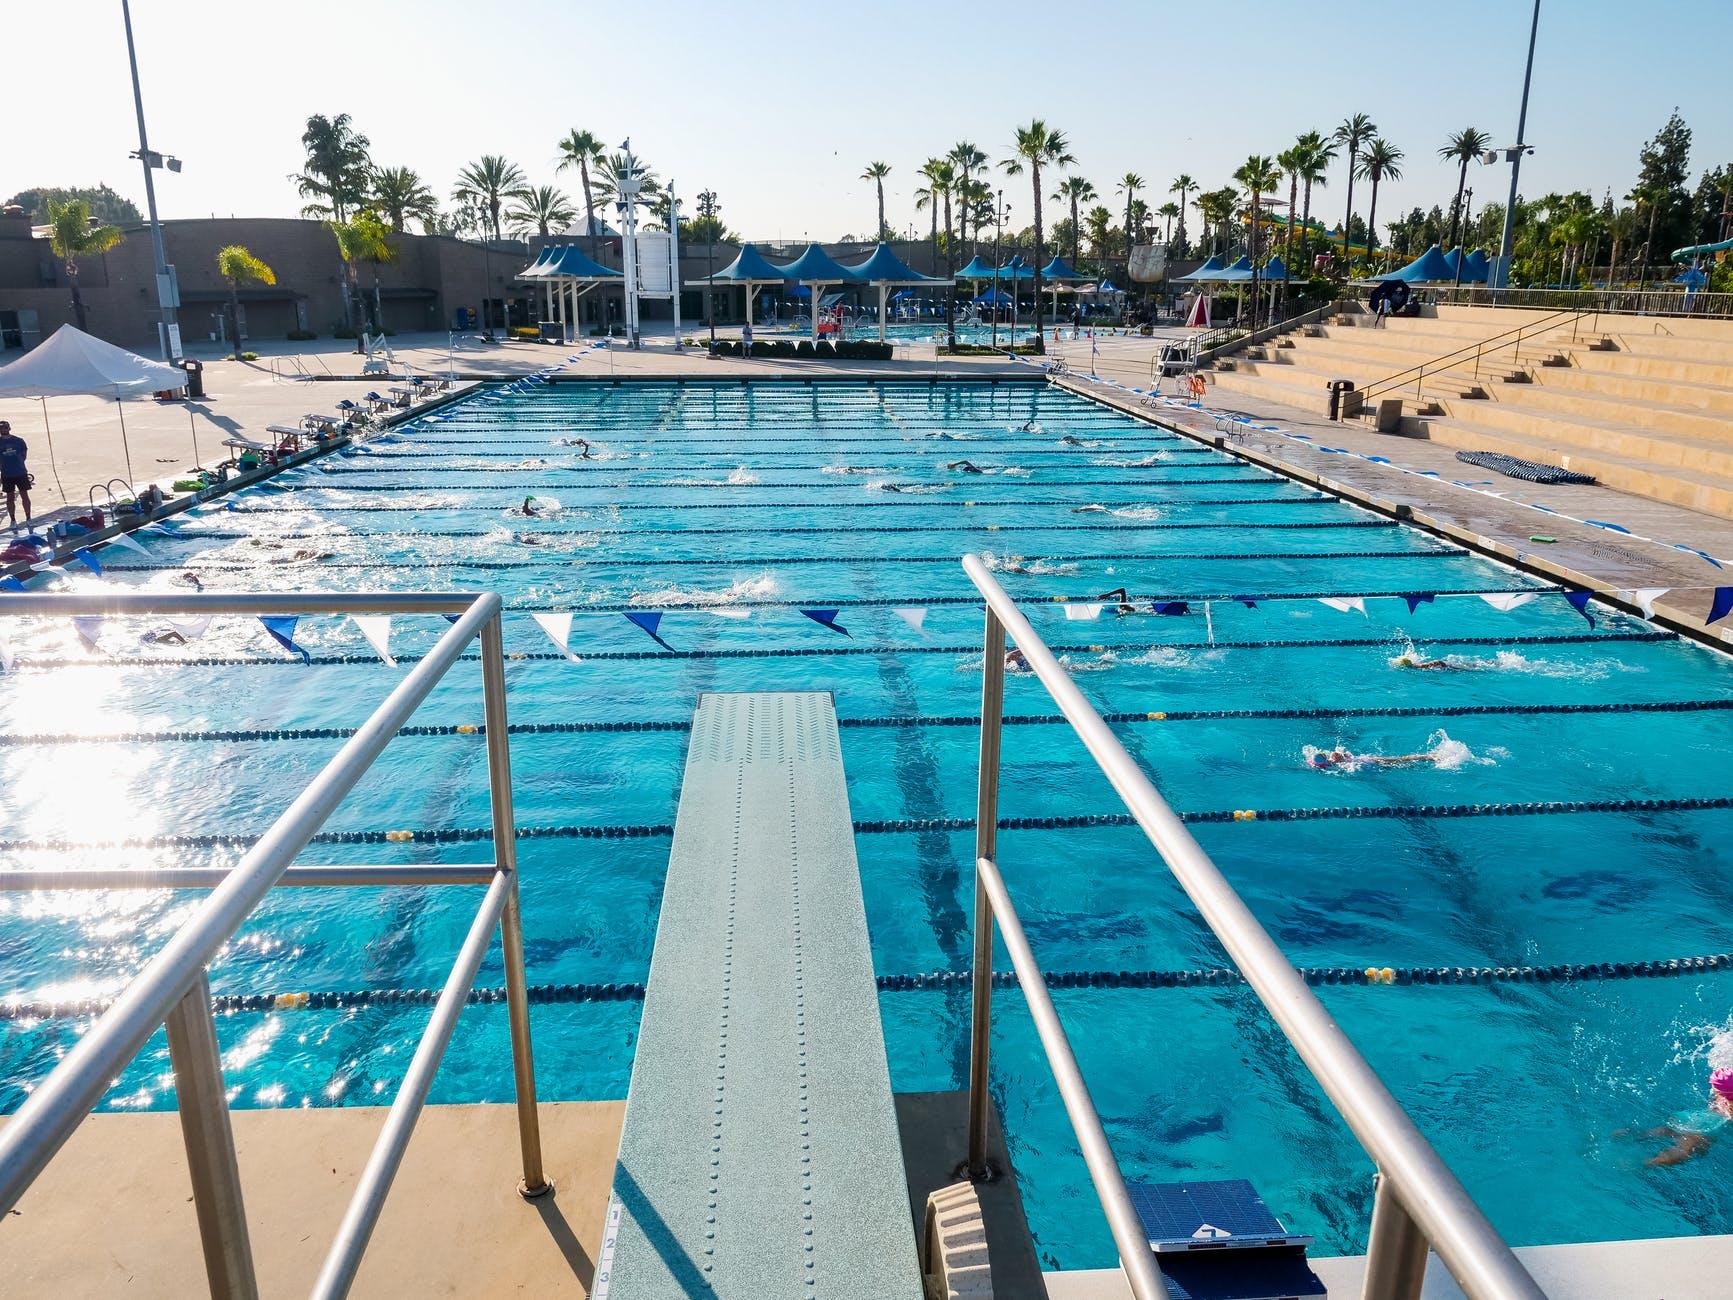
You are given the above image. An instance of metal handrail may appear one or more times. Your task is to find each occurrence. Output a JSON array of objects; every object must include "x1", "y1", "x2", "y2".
[
  {"x1": 1357, "y1": 305, "x2": 1588, "y2": 405},
  {"x1": 959, "y1": 556, "x2": 1545, "y2": 1300},
  {"x1": 0, "y1": 590, "x2": 547, "y2": 1300}
]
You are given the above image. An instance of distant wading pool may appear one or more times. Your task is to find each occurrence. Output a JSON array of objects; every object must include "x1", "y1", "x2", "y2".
[{"x1": 2, "y1": 377, "x2": 1732, "y2": 1267}]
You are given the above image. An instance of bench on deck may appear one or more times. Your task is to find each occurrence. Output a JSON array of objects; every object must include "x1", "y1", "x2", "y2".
[{"x1": 596, "y1": 692, "x2": 922, "y2": 1299}]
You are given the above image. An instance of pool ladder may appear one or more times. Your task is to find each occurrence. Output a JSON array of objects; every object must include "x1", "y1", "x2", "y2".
[{"x1": 958, "y1": 554, "x2": 1545, "y2": 1300}]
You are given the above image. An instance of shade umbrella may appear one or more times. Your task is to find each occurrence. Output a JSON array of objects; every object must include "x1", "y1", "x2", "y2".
[
  {"x1": 0, "y1": 324, "x2": 189, "y2": 495},
  {"x1": 1039, "y1": 255, "x2": 1087, "y2": 324},
  {"x1": 1380, "y1": 244, "x2": 1457, "y2": 283},
  {"x1": 522, "y1": 243, "x2": 622, "y2": 342},
  {"x1": 843, "y1": 243, "x2": 949, "y2": 341},
  {"x1": 686, "y1": 243, "x2": 788, "y2": 336},
  {"x1": 773, "y1": 244, "x2": 853, "y2": 344}
]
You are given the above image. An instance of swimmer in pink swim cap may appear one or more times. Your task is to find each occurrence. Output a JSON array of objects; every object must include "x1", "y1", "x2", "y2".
[{"x1": 1638, "y1": 1068, "x2": 1733, "y2": 1167}]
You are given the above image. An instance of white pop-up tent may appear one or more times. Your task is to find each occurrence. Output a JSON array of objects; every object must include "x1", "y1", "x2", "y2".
[{"x1": 0, "y1": 324, "x2": 189, "y2": 490}]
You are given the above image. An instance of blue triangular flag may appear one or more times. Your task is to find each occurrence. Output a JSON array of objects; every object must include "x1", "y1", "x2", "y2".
[
  {"x1": 1563, "y1": 590, "x2": 1596, "y2": 628},
  {"x1": 624, "y1": 610, "x2": 675, "y2": 652},
  {"x1": 1673, "y1": 543, "x2": 1725, "y2": 571},
  {"x1": 0, "y1": 576, "x2": 26, "y2": 593},
  {"x1": 1708, "y1": 587, "x2": 1733, "y2": 626},
  {"x1": 1401, "y1": 592, "x2": 1435, "y2": 614},
  {"x1": 800, "y1": 608, "x2": 850, "y2": 637},
  {"x1": 1230, "y1": 595, "x2": 1258, "y2": 608},
  {"x1": 1152, "y1": 601, "x2": 1190, "y2": 616},
  {"x1": 74, "y1": 548, "x2": 103, "y2": 576},
  {"x1": 442, "y1": 613, "x2": 462, "y2": 623},
  {"x1": 259, "y1": 615, "x2": 311, "y2": 664}
]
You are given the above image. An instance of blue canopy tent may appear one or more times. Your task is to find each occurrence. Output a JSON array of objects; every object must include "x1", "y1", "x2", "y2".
[
  {"x1": 973, "y1": 288, "x2": 1013, "y2": 307},
  {"x1": 1038, "y1": 255, "x2": 1087, "y2": 321},
  {"x1": 774, "y1": 244, "x2": 854, "y2": 343},
  {"x1": 687, "y1": 242, "x2": 789, "y2": 330},
  {"x1": 1174, "y1": 255, "x2": 1228, "y2": 282},
  {"x1": 1462, "y1": 249, "x2": 1490, "y2": 284},
  {"x1": 845, "y1": 243, "x2": 948, "y2": 340},
  {"x1": 1380, "y1": 244, "x2": 1457, "y2": 284},
  {"x1": 519, "y1": 243, "x2": 623, "y2": 341},
  {"x1": 955, "y1": 254, "x2": 998, "y2": 282}
]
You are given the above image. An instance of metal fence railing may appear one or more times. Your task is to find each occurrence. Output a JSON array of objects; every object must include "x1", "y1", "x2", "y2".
[
  {"x1": 1432, "y1": 286, "x2": 1733, "y2": 320},
  {"x1": 0, "y1": 591, "x2": 546, "y2": 1300},
  {"x1": 959, "y1": 555, "x2": 1545, "y2": 1300},
  {"x1": 1357, "y1": 305, "x2": 1591, "y2": 408}
]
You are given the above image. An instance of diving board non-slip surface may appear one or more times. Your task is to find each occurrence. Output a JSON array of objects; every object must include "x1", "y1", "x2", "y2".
[{"x1": 597, "y1": 692, "x2": 922, "y2": 1299}]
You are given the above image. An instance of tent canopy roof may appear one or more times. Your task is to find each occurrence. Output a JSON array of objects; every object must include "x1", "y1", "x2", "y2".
[
  {"x1": 1040, "y1": 255, "x2": 1086, "y2": 281},
  {"x1": 955, "y1": 254, "x2": 998, "y2": 279},
  {"x1": 1262, "y1": 254, "x2": 1290, "y2": 281},
  {"x1": 0, "y1": 324, "x2": 186, "y2": 399},
  {"x1": 521, "y1": 243, "x2": 621, "y2": 280},
  {"x1": 1174, "y1": 255, "x2": 1227, "y2": 282},
  {"x1": 1381, "y1": 244, "x2": 1456, "y2": 283},
  {"x1": 775, "y1": 243, "x2": 852, "y2": 283},
  {"x1": 704, "y1": 242, "x2": 788, "y2": 283},
  {"x1": 844, "y1": 243, "x2": 946, "y2": 285}
]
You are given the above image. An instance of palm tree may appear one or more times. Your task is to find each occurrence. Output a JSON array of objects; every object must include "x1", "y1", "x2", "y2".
[
  {"x1": 45, "y1": 198, "x2": 123, "y2": 332},
  {"x1": 1294, "y1": 132, "x2": 1335, "y2": 270},
  {"x1": 1438, "y1": 127, "x2": 1493, "y2": 250},
  {"x1": 370, "y1": 166, "x2": 438, "y2": 234},
  {"x1": 1332, "y1": 113, "x2": 1377, "y2": 271},
  {"x1": 453, "y1": 156, "x2": 528, "y2": 243},
  {"x1": 1157, "y1": 201, "x2": 1180, "y2": 246},
  {"x1": 332, "y1": 212, "x2": 394, "y2": 335},
  {"x1": 591, "y1": 151, "x2": 661, "y2": 214},
  {"x1": 1233, "y1": 156, "x2": 1280, "y2": 326},
  {"x1": 293, "y1": 113, "x2": 372, "y2": 221},
  {"x1": 506, "y1": 184, "x2": 577, "y2": 238},
  {"x1": 861, "y1": 161, "x2": 892, "y2": 241},
  {"x1": 959, "y1": 178, "x2": 994, "y2": 255},
  {"x1": 1084, "y1": 206, "x2": 1114, "y2": 268},
  {"x1": 1169, "y1": 174, "x2": 1195, "y2": 254},
  {"x1": 949, "y1": 142, "x2": 987, "y2": 249},
  {"x1": 914, "y1": 158, "x2": 947, "y2": 260},
  {"x1": 216, "y1": 245, "x2": 274, "y2": 358},
  {"x1": 1275, "y1": 146, "x2": 1302, "y2": 314},
  {"x1": 1001, "y1": 119, "x2": 1074, "y2": 352},
  {"x1": 1357, "y1": 138, "x2": 1404, "y2": 264},
  {"x1": 1053, "y1": 176, "x2": 1097, "y2": 271},
  {"x1": 555, "y1": 128, "x2": 607, "y2": 253},
  {"x1": 1198, "y1": 187, "x2": 1238, "y2": 256},
  {"x1": 1117, "y1": 173, "x2": 1144, "y2": 263}
]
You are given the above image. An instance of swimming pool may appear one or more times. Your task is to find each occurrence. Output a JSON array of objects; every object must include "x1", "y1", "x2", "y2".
[{"x1": 3, "y1": 378, "x2": 1732, "y2": 1267}]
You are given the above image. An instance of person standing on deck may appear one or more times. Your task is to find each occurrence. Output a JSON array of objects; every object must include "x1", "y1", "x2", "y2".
[
  {"x1": 741, "y1": 321, "x2": 754, "y2": 358},
  {"x1": 0, "y1": 422, "x2": 31, "y2": 531}
]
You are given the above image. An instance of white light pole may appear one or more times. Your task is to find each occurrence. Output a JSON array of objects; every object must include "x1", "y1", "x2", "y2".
[
  {"x1": 1493, "y1": 0, "x2": 1541, "y2": 289},
  {"x1": 121, "y1": 0, "x2": 180, "y2": 360}
]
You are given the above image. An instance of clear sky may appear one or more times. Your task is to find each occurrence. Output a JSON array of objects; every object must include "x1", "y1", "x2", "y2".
[{"x1": 8, "y1": 0, "x2": 1729, "y2": 240}]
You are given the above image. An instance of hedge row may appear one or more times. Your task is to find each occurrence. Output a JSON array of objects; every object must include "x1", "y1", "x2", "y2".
[{"x1": 709, "y1": 339, "x2": 894, "y2": 360}]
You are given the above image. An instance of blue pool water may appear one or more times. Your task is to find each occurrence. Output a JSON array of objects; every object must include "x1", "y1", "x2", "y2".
[{"x1": 3, "y1": 378, "x2": 1733, "y2": 1266}]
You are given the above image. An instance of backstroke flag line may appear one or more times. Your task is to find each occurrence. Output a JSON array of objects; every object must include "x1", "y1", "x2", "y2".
[
  {"x1": 351, "y1": 615, "x2": 397, "y2": 667},
  {"x1": 259, "y1": 616, "x2": 311, "y2": 665},
  {"x1": 624, "y1": 611, "x2": 676, "y2": 652},
  {"x1": 800, "y1": 608, "x2": 851, "y2": 637},
  {"x1": 530, "y1": 612, "x2": 578, "y2": 661}
]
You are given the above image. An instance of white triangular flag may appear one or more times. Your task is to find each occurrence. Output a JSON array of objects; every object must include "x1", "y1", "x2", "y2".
[
  {"x1": 167, "y1": 616, "x2": 212, "y2": 642},
  {"x1": 1478, "y1": 592, "x2": 1536, "y2": 613},
  {"x1": 0, "y1": 632, "x2": 13, "y2": 673},
  {"x1": 1318, "y1": 596, "x2": 1367, "y2": 616},
  {"x1": 106, "y1": 532, "x2": 152, "y2": 558},
  {"x1": 892, "y1": 607, "x2": 928, "y2": 634},
  {"x1": 351, "y1": 614, "x2": 397, "y2": 666},
  {"x1": 1621, "y1": 587, "x2": 1669, "y2": 620},
  {"x1": 1063, "y1": 602, "x2": 1104, "y2": 621},
  {"x1": 71, "y1": 615, "x2": 105, "y2": 652},
  {"x1": 530, "y1": 611, "x2": 578, "y2": 661},
  {"x1": 708, "y1": 608, "x2": 753, "y2": 620}
]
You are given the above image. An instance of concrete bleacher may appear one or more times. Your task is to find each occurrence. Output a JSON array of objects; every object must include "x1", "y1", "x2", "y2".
[{"x1": 1207, "y1": 303, "x2": 1733, "y2": 517}]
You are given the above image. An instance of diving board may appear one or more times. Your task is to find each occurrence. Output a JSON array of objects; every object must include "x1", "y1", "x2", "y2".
[{"x1": 596, "y1": 692, "x2": 922, "y2": 1299}]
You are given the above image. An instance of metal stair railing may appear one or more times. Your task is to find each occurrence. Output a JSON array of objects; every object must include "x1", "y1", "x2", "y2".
[
  {"x1": 959, "y1": 555, "x2": 1545, "y2": 1300},
  {"x1": 0, "y1": 590, "x2": 546, "y2": 1300},
  {"x1": 1357, "y1": 306, "x2": 1594, "y2": 407}
]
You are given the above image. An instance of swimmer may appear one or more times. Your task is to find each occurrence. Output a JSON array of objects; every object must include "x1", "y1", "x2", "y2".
[
  {"x1": 141, "y1": 626, "x2": 190, "y2": 646},
  {"x1": 514, "y1": 532, "x2": 548, "y2": 546},
  {"x1": 1071, "y1": 503, "x2": 1107, "y2": 514},
  {"x1": 275, "y1": 549, "x2": 334, "y2": 564},
  {"x1": 1060, "y1": 434, "x2": 1084, "y2": 446},
  {"x1": 1004, "y1": 647, "x2": 1030, "y2": 673},
  {"x1": 521, "y1": 495, "x2": 540, "y2": 516},
  {"x1": 1633, "y1": 1069, "x2": 1733, "y2": 1167},
  {"x1": 1096, "y1": 586, "x2": 1141, "y2": 616},
  {"x1": 947, "y1": 459, "x2": 986, "y2": 474},
  {"x1": 1021, "y1": 419, "x2": 1040, "y2": 433},
  {"x1": 572, "y1": 437, "x2": 593, "y2": 460},
  {"x1": 1307, "y1": 746, "x2": 1439, "y2": 770},
  {"x1": 172, "y1": 570, "x2": 204, "y2": 591},
  {"x1": 1393, "y1": 653, "x2": 1456, "y2": 672}
]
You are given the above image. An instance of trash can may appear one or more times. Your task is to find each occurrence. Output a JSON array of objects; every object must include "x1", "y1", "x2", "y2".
[
  {"x1": 176, "y1": 358, "x2": 205, "y2": 399},
  {"x1": 1326, "y1": 378, "x2": 1356, "y2": 421}
]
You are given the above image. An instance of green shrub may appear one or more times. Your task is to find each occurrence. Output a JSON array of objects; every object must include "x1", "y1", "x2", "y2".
[
  {"x1": 286, "y1": 329, "x2": 317, "y2": 341},
  {"x1": 937, "y1": 342, "x2": 1043, "y2": 356},
  {"x1": 238, "y1": 351, "x2": 259, "y2": 361}
]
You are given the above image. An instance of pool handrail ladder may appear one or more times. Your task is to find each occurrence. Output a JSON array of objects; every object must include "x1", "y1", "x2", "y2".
[
  {"x1": 959, "y1": 554, "x2": 1547, "y2": 1300},
  {"x1": 0, "y1": 590, "x2": 546, "y2": 1300}
]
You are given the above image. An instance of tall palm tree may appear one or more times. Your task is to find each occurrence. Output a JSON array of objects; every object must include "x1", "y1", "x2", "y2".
[
  {"x1": 1198, "y1": 187, "x2": 1238, "y2": 256},
  {"x1": 861, "y1": 161, "x2": 892, "y2": 241},
  {"x1": 331, "y1": 212, "x2": 393, "y2": 335},
  {"x1": 453, "y1": 156, "x2": 528, "y2": 242},
  {"x1": 216, "y1": 245, "x2": 274, "y2": 358},
  {"x1": 507, "y1": 184, "x2": 578, "y2": 238},
  {"x1": 370, "y1": 165, "x2": 438, "y2": 234},
  {"x1": 555, "y1": 128, "x2": 607, "y2": 253},
  {"x1": 922, "y1": 159, "x2": 959, "y2": 347},
  {"x1": 1001, "y1": 119, "x2": 1074, "y2": 352},
  {"x1": 1294, "y1": 132, "x2": 1335, "y2": 270},
  {"x1": 1084, "y1": 206, "x2": 1114, "y2": 268},
  {"x1": 949, "y1": 142, "x2": 987, "y2": 249},
  {"x1": 1438, "y1": 127, "x2": 1493, "y2": 249},
  {"x1": 1117, "y1": 173, "x2": 1144, "y2": 263},
  {"x1": 959, "y1": 178, "x2": 994, "y2": 254},
  {"x1": 45, "y1": 198, "x2": 123, "y2": 332},
  {"x1": 1053, "y1": 175, "x2": 1097, "y2": 271},
  {"x1": 1157, "y1": 201, "x2": 1180, "y2": 246},
  {"x1": 1275, "y1": 145, "x2": 1302, "y2": 314},
  {"x1": 1332, "y1": 113, "x2": 1376, "y2": 271},
  {"x1": 591, "y1": 151, "x2": 661, "y2": 214},
  {"x1": 914, "y1": 157, "x2": 947, "y2": 260},
  {"x1": 293, "y1": 113, "x2": 372, "y2": 221},
  {"x1": 1169, "y1": 174, "x2": 1196, "y2": 254},
  {"x1": 1233, "y1": 156, "x2": 1280, "y2": 326},
  {"x1": 1356, "y1": 138, "x2": 1404, "y2": 264}
]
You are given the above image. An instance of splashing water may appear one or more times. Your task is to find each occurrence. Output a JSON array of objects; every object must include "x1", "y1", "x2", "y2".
[
  {"x1": 726, "y1": 466, "x2": 761, "y2": 485},
  {"x1": 1110, "y1": 506, "x2": 1164, "y2": 521},
  {"x1": 630, "y1": 573, "x2": 782, "y2": 607}
]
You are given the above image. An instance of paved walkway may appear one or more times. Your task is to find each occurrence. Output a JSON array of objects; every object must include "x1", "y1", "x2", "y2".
[{"x1": 1055, "y1": 368, "x2": 1733, "y2": 645}]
